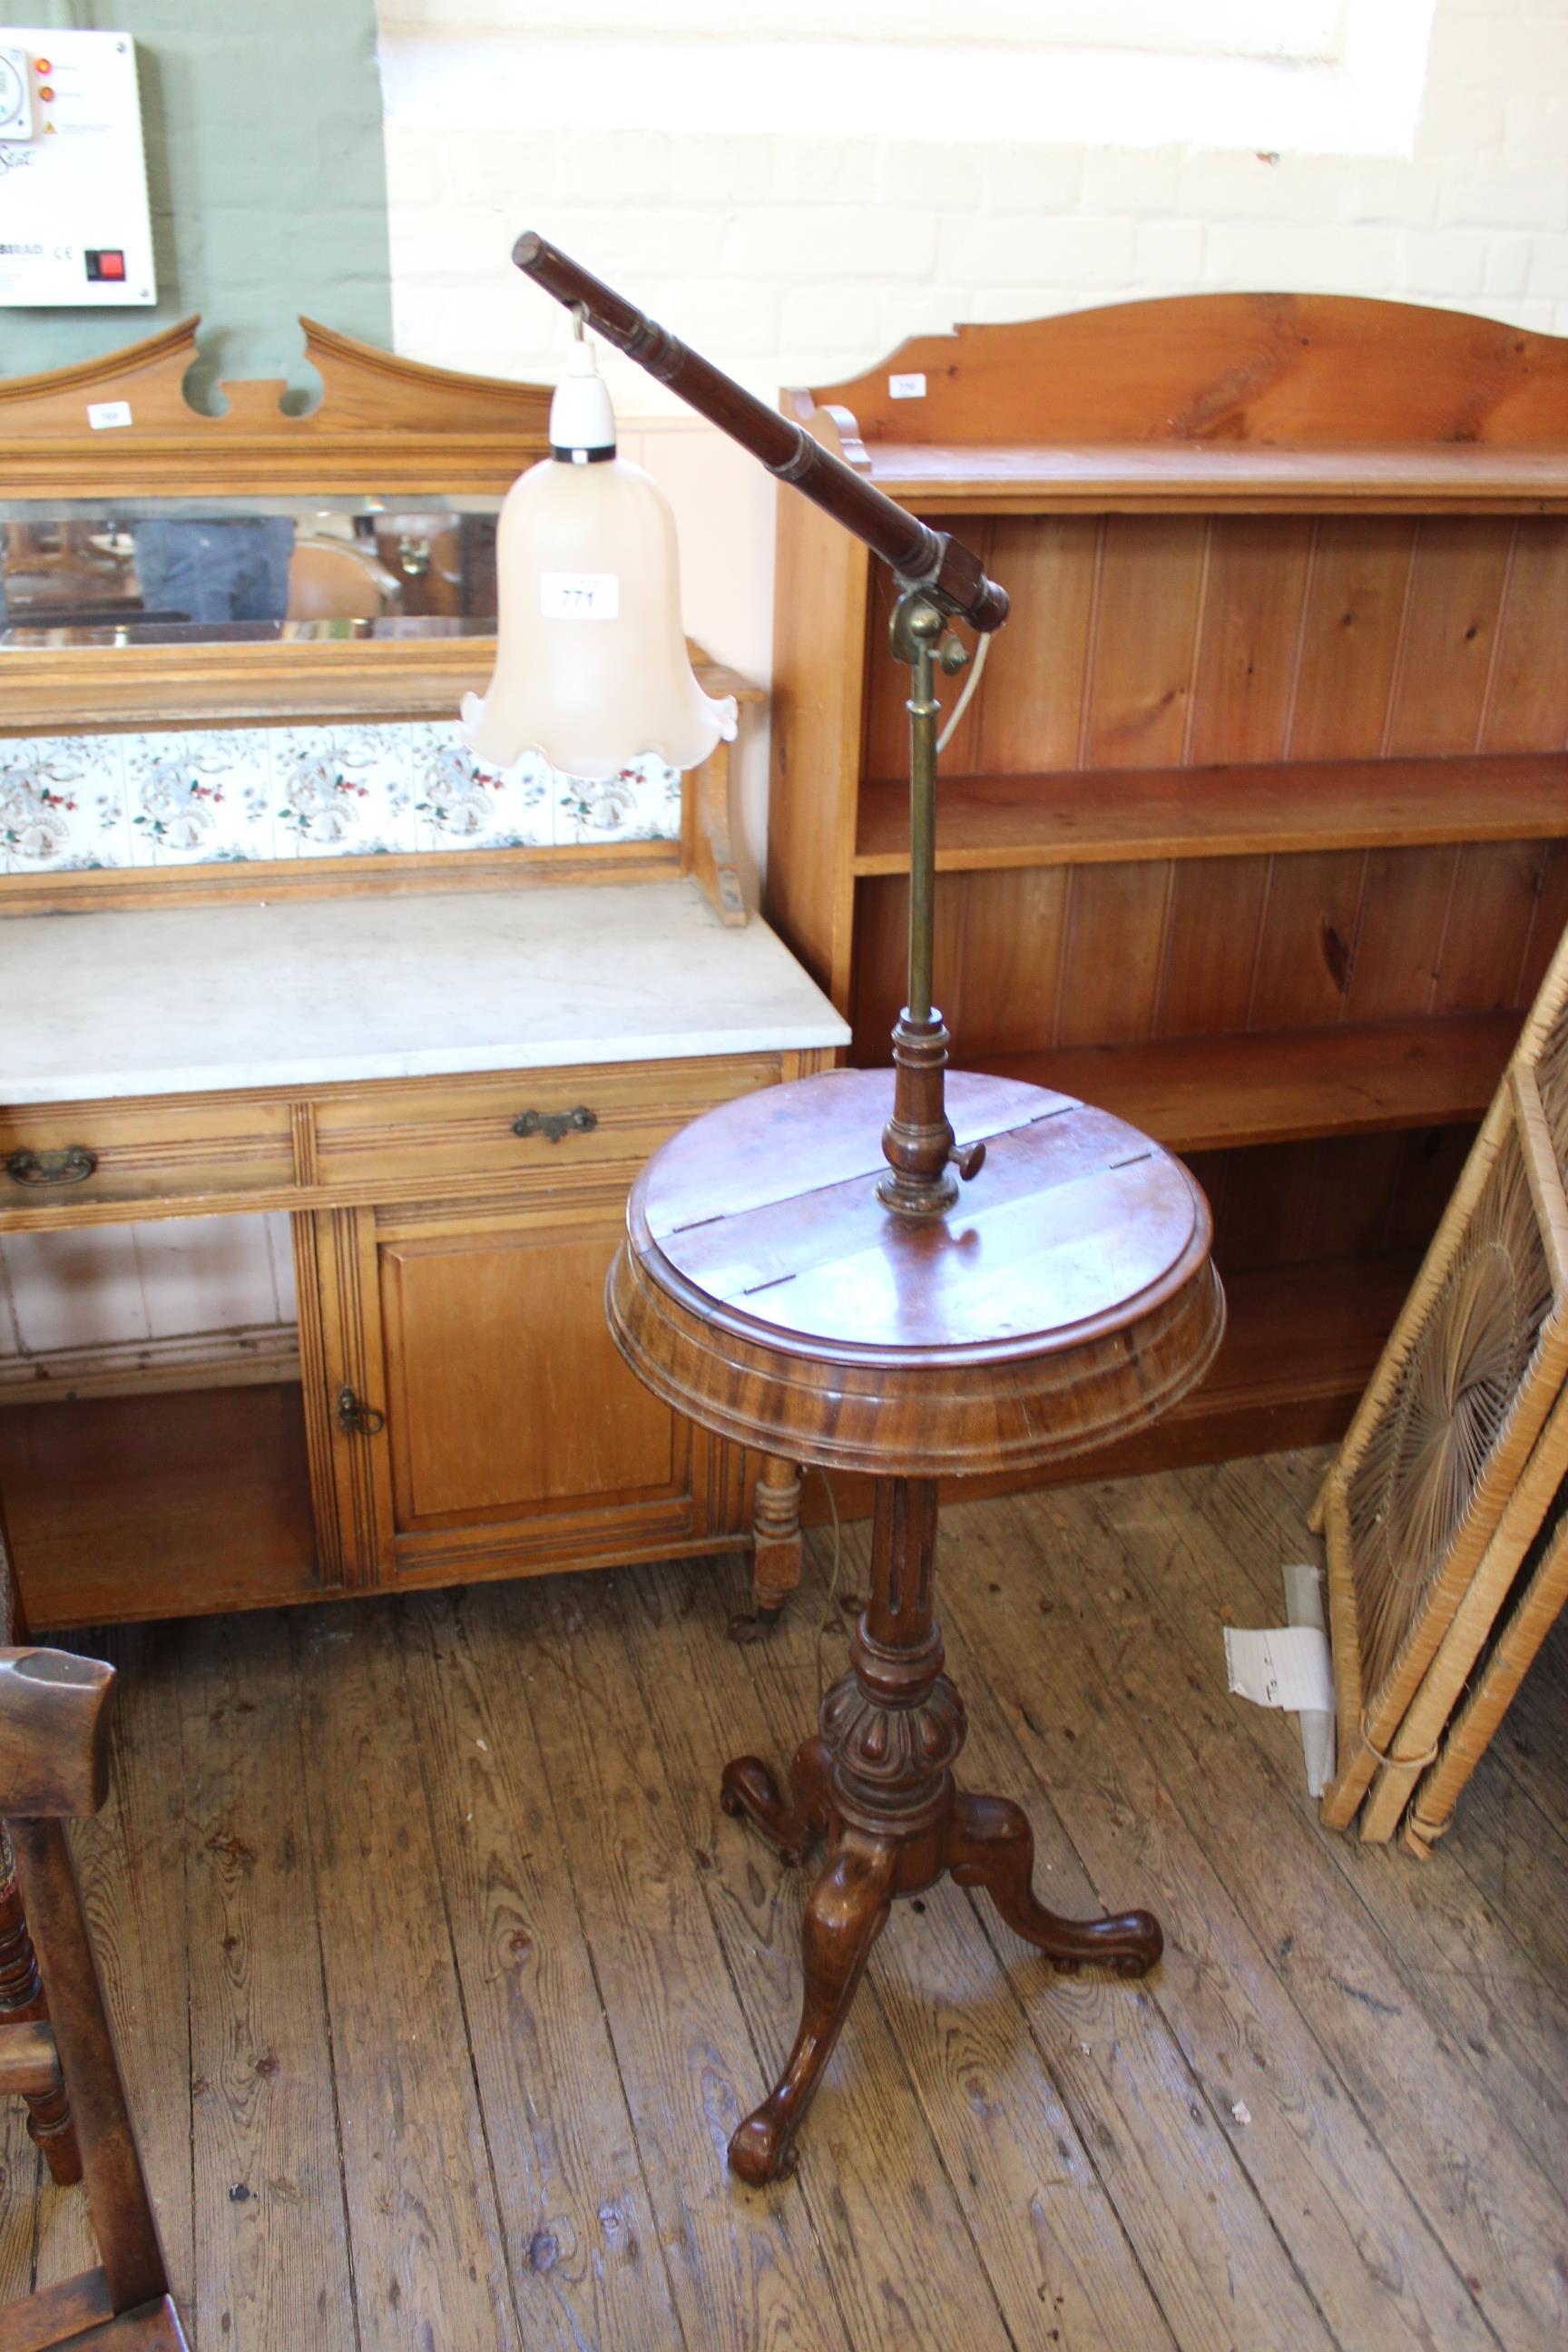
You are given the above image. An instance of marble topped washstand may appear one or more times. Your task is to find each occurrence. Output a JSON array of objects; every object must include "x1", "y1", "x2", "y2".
[{"x1": 0, "y1": 879, "x2": 848, "y2": 1631}]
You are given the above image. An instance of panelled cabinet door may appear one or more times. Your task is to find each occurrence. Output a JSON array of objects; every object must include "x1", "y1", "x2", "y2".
[{"x1": 369, "y1": 1198, "x2": 742, "y2": 1585}]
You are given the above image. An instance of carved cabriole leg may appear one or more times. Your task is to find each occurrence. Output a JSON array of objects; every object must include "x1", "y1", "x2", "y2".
[
  {"x1": 720, "y1": 1734, "x2": 833, "y2": 1869},
  {"x1": 727, "y1": 1836, "x2": 897, "y2": 2189},
  {"x1": 0, "y1": 1827, "x2": 80, "y2": 2184},
  {"x1": 726, "y1": 1479, "x2": 956, "y2": 2182},
  {"x1": 946, "y1": 1790, "x2": 1162, "y2": 1977},
  {"x1": 750, "y1": 1455, "x2": 804, "y2": 1622}
]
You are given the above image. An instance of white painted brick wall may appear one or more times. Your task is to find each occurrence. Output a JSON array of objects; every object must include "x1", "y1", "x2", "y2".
[{"x1": 384, "y1": 1, "x2": 1568, "y2": 398}]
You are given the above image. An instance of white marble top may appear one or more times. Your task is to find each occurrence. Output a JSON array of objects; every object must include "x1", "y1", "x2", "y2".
[{"x1": 1, "y1": 880, "x2": 850, "y2": 1105}]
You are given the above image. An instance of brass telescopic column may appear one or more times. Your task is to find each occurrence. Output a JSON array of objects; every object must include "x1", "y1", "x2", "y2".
[{"x1": 874, "y1": 591, "x2": 985, "y2": 1216}]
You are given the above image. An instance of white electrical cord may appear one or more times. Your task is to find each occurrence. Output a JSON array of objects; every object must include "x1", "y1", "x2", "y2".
[{"x1": 936, "y1": 628, "x2": 991, "y2": 757}]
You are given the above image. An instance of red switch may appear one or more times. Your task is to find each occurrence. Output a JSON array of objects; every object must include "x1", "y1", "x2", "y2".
[{"x1": 85, "y1": 250, "x2": 126, "y2": 281}]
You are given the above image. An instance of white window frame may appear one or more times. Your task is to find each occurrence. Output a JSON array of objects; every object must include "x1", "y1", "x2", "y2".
[{"x1": 380, "y1": 0, "x2": 1435, "y2": 157}]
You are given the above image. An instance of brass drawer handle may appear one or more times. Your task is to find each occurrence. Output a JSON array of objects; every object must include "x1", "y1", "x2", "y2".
[
  {"x1": 512, "y1": 1106, "x2": 598, "y2": 1144},
  {"x1": 336, "y1": 1385, "x2": 385, "y2": 1437},
  {"x1": 5, "y1": 1146, "x2": 98, "y2": 1189}
]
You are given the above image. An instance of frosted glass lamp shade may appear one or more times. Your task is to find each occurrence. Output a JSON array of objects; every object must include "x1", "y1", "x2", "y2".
[{"x1": 462, "y1": 451, "x2": 737, "y2": 779}]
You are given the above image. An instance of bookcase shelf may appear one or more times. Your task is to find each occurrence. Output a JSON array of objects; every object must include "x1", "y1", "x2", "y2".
[
  {"x1": 855, "y1": 441, "x2": 1568, "y2": 514},
  {"x1": 766, "y1": 294, "x2": 1568, "y2": 1493},
  {"x1": 985, "y1": 1012, "x2": 1515, "y2": 1154},
  {"x1": 853, "y1": 755, "x2": 1568, "y2": 877}
]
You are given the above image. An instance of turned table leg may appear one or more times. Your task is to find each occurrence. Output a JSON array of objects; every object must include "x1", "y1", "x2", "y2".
[
  {"x1": 719, "y1": 1474, "x2": 1163, "y2": 2183},
  {"x1": 0, "y1": 1828, "x2": 80, "y2": 2185}
]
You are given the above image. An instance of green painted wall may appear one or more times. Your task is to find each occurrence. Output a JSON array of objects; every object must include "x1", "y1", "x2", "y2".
[{"x1": 1, "y1": 0, "x2": 391, "y2": 407}]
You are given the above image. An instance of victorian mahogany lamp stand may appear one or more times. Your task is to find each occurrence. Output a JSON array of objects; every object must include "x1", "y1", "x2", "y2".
[{"x1": 516, "y1": 239, "x2": 1226, "y2": 2183}]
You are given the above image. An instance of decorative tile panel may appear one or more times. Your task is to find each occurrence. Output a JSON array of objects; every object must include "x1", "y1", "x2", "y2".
[
  {"x1": 407, "y1": 725, "x2": 553, "y2": 853},
  {"x1": 0, "y1": 720, "x2": 682, "y2": 875},
  {"x1": 0, "y1": 734, "x2": 129, "y2": 871},
  {"x1": 272, "y1": 724, "x2": 416, "y2": 859},
  {"x1": 123, "y1": 730, "x2": 273, "y2": 865},
  {"x1": 554, "y1": 755, "x2": 686, "y2": 846}
]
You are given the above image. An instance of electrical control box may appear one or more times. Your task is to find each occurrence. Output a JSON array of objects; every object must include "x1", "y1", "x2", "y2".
[{"x1": 0, "y1": 29, "x2": 155, "y2": 307}]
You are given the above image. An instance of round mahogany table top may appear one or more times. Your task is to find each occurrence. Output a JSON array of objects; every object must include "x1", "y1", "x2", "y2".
[{"x1": 608, "y1": 1068, "x2": 1224, "y2": 1478}]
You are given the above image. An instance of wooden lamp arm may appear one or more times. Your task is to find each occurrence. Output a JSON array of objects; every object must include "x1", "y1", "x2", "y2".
[{"x1": 511, "y1": 232, "x2": 1009, "y2": 635}]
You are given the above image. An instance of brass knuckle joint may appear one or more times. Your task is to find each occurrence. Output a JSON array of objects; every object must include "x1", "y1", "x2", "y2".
[{"x1": 889, "y1": 587, "x2": 946, "y2": 666}]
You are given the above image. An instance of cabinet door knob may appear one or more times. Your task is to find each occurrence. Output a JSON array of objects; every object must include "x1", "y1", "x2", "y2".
[
  {"x1": 336, "y1": 1385, "x2": 386, "y2": 1437},
  {"x1": 512, "y1": 1105, "x2": 598, "y2": 1143},
  {"x1": 5, "y1": 1145, "x2": 98, "y2": 1188}
]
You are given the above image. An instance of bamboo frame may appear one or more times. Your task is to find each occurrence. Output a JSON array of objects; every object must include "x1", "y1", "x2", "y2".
[
  {"x1": 1404, "y1": 1464, "x2": 1568, "y2": 1855},
  {"x1": 1316, "y1": 921, "x2": 1568, "y2": 1838}
]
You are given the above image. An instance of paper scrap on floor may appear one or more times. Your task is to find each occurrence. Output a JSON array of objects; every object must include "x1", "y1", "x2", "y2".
[{"x1": 1224, "y1": 1565, "x2": 1337, "y2": 1797}]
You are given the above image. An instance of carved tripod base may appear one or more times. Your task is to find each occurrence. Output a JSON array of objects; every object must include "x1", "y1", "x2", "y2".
[{"x1": 718, "y1": 1477, "x2": 1161, "y2": 2186}]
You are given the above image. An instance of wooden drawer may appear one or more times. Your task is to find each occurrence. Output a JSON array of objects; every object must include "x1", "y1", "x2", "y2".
[
  {"x1": 0, "y1": 1093, "x2": 295, "y2": 1222},
  {"x1": 311, "y1": 1053, "x2": 783, "y2": 1194}
]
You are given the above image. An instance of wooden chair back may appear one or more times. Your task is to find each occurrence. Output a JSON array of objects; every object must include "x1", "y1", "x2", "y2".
[{"x1": 0, "y1": 1647, "x2": 188, "y2": 2351}]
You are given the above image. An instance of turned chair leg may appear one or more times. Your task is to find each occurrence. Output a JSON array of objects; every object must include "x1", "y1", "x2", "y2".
[
  {"x1": 946, "y1": 1790, "x2": 1162, "y2": 1977},
  {"x1": 0, "y1": 1833, "x2": 80, "y2": 2185},
  {"x1": 728, "y1": 1836, "x2": 897, "y2": 2187},
  {"x1": 750, "y1": 1455, "x2": 804, "y2": 1622}
]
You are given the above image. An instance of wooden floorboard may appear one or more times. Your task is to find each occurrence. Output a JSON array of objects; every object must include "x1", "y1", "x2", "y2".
[
  {"x1": 1085, "y1": 1461, "x2": 1568, "y2": 2350},
  {"x1": 614, "y1": 1555, "x2": 1021, "y2": 2352},
  {"x1": 933, "y1": 1504, "x2": 1494, "y2": 2352},
  {"x1": 1, "y1": 1452, "x2": 1565, "y2": 2349},
  {"x1": 1488, "y1": 1605, "x2": 1568, "y2": 1841},
  {"x1": 180, "y1": 1610, "x2": 355, "y2": 2352},
  {"x1": 1184, "y1": 1456, "x2": 1568, "y2": 2140},
  {"x1": 396, "y1": 1584, "x2": 687, "y2": 2352},
  {"x1": 514, "y1": 1571, "x2": 844, "y2": 2351},
  {"x1": 289, "y1": 1602, "x2": 516, "y2": 2350}
]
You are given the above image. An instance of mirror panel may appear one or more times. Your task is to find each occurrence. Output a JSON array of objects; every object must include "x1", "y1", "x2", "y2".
[{"x1": 1, "y1": 498, "x2": 503, "y2": 642}]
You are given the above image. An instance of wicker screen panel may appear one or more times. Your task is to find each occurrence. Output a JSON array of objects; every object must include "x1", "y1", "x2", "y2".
[
  {"x1": 1317, "y1": 917, "x2": 1568, "y2": 1840},
  {"x1": 1343, "y1": 1122, "x2": 1554, "y2": 1700},
  {"x1": 1318, "y1": 1075, "x2": 1568, "y2": 1833},
  {"x1": 1355, "y1": 1356, "x2": 1568, "y2": 1844},
  {"x1": 1531, "y1": 1005, "x2": 1568, "y2": 1190},
  {"x1": 1406, "y1": 1455, "x2": 1568, "y2": 1855}
]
